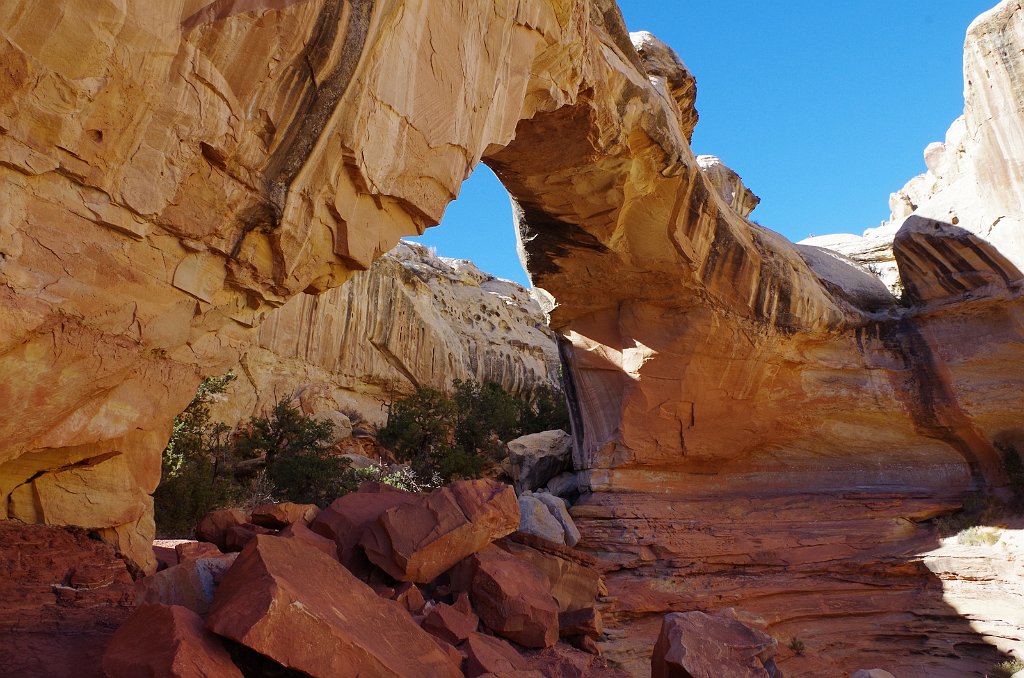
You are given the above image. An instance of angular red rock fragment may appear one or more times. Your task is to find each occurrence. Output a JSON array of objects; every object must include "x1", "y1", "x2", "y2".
[
  {"x1": 360, "y1": 479, "x2": 519, "y2": 583},
  {"x1": 310, "y1": 482, "x2": 416, "y2": 571},
  {"x1": 278, "y1": 520, "x2": 338, "y2": 560},
  {"x1": 195, "y1": 508, "x2": 248, "y2": 550},
  {"x1": 206, "y1": 535, "x2": 462, "y2": 677},
  {"x1": 174, "y1": 541, "x2": 223, "y2": 563},
  {"x1": 102, "y1": 603, "x2": 242, "y2": 678},
  {"x1": 422, "y1": 601, "x2": 480, "y2": 645},
  {"x1": 651, "y1": 609, "x2": 782, "y2": 678},
  {"x1": 249, "y1": 501, "x2": 318, "y2": 529},
  {"x1": 461, "y1": 631, "x2": 531, "y2": 677},
  {"x1": 460, "y1": 546, "x2": 559, "y2": 648}
]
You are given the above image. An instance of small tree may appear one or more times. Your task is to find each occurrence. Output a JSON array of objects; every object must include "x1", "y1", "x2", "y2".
[
  {"x1": 234, "y1": 398, "x2": 349, "y2": 507},
  {"x1": 154, "y1": 373, "x2": 238, "y2": 537},
  {"x1": 378, "y1": 379, "x2": 571, "y2": 483}
]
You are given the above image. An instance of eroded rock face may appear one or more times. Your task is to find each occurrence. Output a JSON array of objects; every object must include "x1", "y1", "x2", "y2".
[
  {"x1": 0, "y1": 0, "x2": 590, "y2": 568},
  {"x1": 210, "y1": 242, "x2": 562, "y2": 428},
  {"x1": 0, "y1": 522, "x2": 136, "y2": 677}
]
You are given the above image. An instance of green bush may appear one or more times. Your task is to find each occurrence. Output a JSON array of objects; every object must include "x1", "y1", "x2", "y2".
[
  {"x1": 154, "y1": 373, "x2": 239, "y2": 537},
  {"x1": 378, "y1": 379, "x2": 570, "y2": 483}
]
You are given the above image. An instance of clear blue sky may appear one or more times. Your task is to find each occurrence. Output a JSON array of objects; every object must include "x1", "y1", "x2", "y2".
[{"x1": 409, "y1": 1, "x2": 995, "y2": 287}]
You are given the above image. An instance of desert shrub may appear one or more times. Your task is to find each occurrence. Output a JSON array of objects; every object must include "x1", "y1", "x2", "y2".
[
  {"x1": 957, "y1": 525, "x2": 1002, "y2": 546},
  {"x1": 378, "y1": 379, "x2": 570, "y2": 483},
  {"x1": 154, "y1": 373, "x2": 239, "y2": 537},
  {"x1": 234, "y1": 398, "x2": 349, "y2": 507},
  {"x1": 992, "y1": 658, "x2": 1024, "y2": 678},
  {"x1": 788, "y1": 637, "x2": 806, "y2": 657},
  {"x1": 352, "y1": 462, "x2": 438, "y2": 493}
]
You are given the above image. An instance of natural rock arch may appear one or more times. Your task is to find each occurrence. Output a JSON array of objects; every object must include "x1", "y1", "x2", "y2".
[{"x1": 1, "y1": 0, "x2": 1020, "y2": 584}]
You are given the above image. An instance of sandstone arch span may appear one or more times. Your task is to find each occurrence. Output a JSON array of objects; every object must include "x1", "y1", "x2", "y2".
[{"x1": 1, "y1": 0, "x2": 1021, "y2": 605}]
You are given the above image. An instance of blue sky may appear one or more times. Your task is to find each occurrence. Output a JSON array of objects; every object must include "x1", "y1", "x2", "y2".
[{"x1": 409, "y1": 1, "x2": 995, "y2": 286}]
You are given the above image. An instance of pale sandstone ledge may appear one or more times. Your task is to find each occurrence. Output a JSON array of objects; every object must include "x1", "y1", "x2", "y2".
[
  {"x1": 210, "y1": 240, "x2": 561, "y2": 428},
  {"x1": 0, "y1": 0, "x2": 1021, "y2": 618}
]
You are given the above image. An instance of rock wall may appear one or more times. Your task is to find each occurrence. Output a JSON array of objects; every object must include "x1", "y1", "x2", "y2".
[{"x1": 213, "y1": 241, "x2": 560, "y2": 427}]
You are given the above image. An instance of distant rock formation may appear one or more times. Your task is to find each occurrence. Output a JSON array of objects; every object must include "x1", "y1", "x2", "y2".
[{"x1": 210, "y1": 241, "x2": 560, "y2": 429}]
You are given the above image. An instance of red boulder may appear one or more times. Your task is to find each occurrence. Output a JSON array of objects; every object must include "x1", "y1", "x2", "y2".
[
  {"x1": 206, "y1": 535, "x2": 461, "y2": 677},
  {"x1": 195, "y1": 508, "x2": 248, "y2": 550},
  {"x1": 458, "y1": 546, "x2": 559, "y2": 648},
  {"x1": 102, "y1": 603, "x2": 242, "y2": 678},
  {"x1": 422, "y1": 601, "x2": 480, "y2": 645},
  {"x1": 249, "y1": 501, "x2": 319, "y2": 529},
  {"x1": 279, "y1": 520, "x2": 338, "y2": 560},
  {"x1": 360, "y1": 479, "x2": 519, "y2": 583},
  {"x1": 651, "y1": 609, "x2": 782, "y2": 678},
  {"x1": 461, "y1": 632, "x2": 530, "y2": 677},
  {"x1": 310, "y1": 482, "x2": 416, "y2": 571}
]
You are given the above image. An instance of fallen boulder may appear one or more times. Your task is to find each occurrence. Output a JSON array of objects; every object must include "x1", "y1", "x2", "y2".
[
  {"x1": 279, "y1": 520, "x2": 338, "y2": 560},
  {"x1": 518, "y1": 494, "x2": 566, "y2": 544},
  {"x1": 195, "y1": 509, "x2": 248, "y2": 550},
  {"x1": 499, "y1": 538, "x2": 603, "y2": 617},
  {"x1": 311, "y1": 482, "x2": 416, "y2": 571},
  {"x1": 528, "y1": 492, "x2": 581, "y2": 547},
  {"x1": 361, "y1": 479, "x2": 519, "y2": 583},
  {"x1": 223, "y1": 522, "x2": 275, "y2": 552},
  {"x1": 457, "y1": 545, "x2": 559, "y2": 648},
  {"x1": 850, "y1": 671, "x2": 896, "y2": 678},
  {"x1": 422, "y1": 600, "x2": 479, "y2": 645},
  {"x1": 507, "y1": 430, "x2": 573, "y2": 493},
  {"x1": 249, "y1": 502, "x2": 319, "y2": 529},
  {"x1": 206, "y1": 535, "x2": 461, "y2": 677},
  {"x1": 461, "y1": 631, "x2": 531, "y2": 677},
  {"x1": 651, "y1": 609, "x2": 782, "y2": 678},
  {"x1": 102, "y1": 603, "x2": 242, "y2": 678},
  {"x1": 175, "y1": 541, "x2": 223, "y2": 564},
  {"x1": 136, "y1": 553, "x2": 238, "y2": 616}
]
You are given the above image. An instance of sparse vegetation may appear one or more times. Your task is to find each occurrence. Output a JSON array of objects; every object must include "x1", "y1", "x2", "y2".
[
  {"x1": 154, "y1": 376, "x2": 437, "y2": 536},
  {"x1": 155, "y1": 375, "x2": 567, "y2": 536},
  {"x1": 377, "y1": 379, "x2": 569, "y2": 483},
  {"x1": 932, "y1": 441, "x2": 1024, "y2": 541},
  {"x1": 788, "y1": 637, "x2": 806, "y2": 657},
  {"x1": 154, "y1": 373, "x2": 241, "y2": 538},
  {"x1": 957, "y1": 525, "x2": 1002, "y2": 546},
  {"x1": 990, "y1": 658, "x2": 1024, "y2": 678}
]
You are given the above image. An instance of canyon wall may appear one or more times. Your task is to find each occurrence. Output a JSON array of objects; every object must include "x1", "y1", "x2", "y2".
[{"x1": 212, "y1": 240, "x2": 560, "y2": 428}]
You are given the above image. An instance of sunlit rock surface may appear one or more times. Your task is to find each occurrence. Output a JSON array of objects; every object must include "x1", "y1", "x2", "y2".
[
  {"x1": 1, "y1": 0, "x2": 1023, "y2": 673},
  {"x1": 211, "y1": 241, "x2": 560, "y2": 427}
]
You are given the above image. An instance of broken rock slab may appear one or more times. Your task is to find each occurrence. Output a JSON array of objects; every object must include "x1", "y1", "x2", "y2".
[
  {"x1": 518, "y1": 494, "x2": 566, "y2": 545},
  {"x1": 361, "y1": 479, "x2": 519, "y2": 583},
  {"x1": 206, "y1": 535, "x2": 461, "y2": 677},
  {"x1": 455, "y1": 545, "x2": 559, "y2": 648},
  {"x1": 651, "y1": 609, "x2": 782, "y2": 678},
  {"x1": 102, "y1": 603, "x2": 242, "y2": 678}
]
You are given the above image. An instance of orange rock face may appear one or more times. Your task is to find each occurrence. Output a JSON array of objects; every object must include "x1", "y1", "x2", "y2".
[
  {"x1": 206, "y1": 535, "x2": 462, "y2": 677},
  {"x1": 2, "y1": 0, "x2": 1023, "y2": 672}
]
